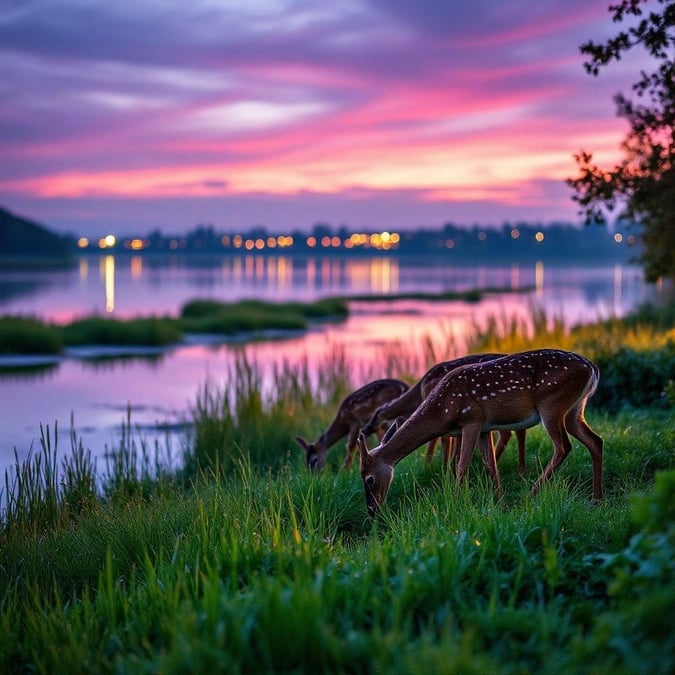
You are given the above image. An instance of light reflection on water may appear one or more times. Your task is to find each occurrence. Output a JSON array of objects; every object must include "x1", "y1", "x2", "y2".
[{"x1": 0, "y1": 255, "x2": 660, "y2": 477}]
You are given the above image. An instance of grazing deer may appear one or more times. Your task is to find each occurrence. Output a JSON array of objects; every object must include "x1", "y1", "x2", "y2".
[
  {"x1": 358, "y1": 349, "x2": 603, "y2": 516},
  {"x1": 295, "y1": 378, "x2": 409, "y2": 471},
  {"x1": 362, "y1": 354, "x2": 527, "y2": 471}
]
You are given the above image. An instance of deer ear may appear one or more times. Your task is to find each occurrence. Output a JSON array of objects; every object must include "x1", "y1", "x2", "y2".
[
  {"x1": 381, "y1": 419, "x2": 399, "y2": 444},
  {"x1": 295, "y1": 436, "x2": 309, "y2": 451},
  {"x1": 357, "y1": 433, "x2": 371, "y2": 468}
]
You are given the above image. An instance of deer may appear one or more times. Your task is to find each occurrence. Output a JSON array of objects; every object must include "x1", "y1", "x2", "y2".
[
  {"x1": 295, "y1": 378, "x2": 409, "y2": 471},
  {"x1": 362, "y1": 353, "x2": 527, "y2": 472},
  {"x1": 358, "y1": 349, "x2": 603, "y2": 516}
]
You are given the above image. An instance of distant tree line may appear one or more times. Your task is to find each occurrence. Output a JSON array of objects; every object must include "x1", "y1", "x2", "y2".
[
  {"x1": 108, "y1": 220, "x2": 636, "y2": 263},
  {"x1": 0, "y1": 203, "x2": 638, "y2": 265}
]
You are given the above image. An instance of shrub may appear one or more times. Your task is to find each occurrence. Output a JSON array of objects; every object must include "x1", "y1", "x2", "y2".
[
  {"x1": 575, "y1": 470, "x2": 675, "y2": 674},
  {"x1": 0, "y1": 316, "x2": 63, "y2": 355},
  {"x1": 591, "y1": 344, "x2": 675, "y2": 412},
  {"x1": 62, "y1": 316, "x2": 182, "y2": 347}
]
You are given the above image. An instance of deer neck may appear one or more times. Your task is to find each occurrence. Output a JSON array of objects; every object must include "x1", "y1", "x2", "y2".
[
  {"x1": 373, "y1": 405, "x2": 446, "y2": 466},
  {"x1": 318, "y1": 415, "x2": 348, "y2": 450},
  {"x1": 380, "y1": 381, "x2": 423, "y2": 420}
]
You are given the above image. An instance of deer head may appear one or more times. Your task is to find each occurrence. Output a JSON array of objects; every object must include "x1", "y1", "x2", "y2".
[
  {"x1": 295, "y1": 436, "x2": 325, "y2": 472},
  {"x1": 358, "y1": 423, "x2": 399, "y2": 516}
]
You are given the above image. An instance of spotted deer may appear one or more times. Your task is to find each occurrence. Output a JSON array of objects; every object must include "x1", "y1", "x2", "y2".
[
  {"x1": 295, "y1": 378, "x2": 409, "y2": 471},
  {"x1": 358, "y1": 349, "x2": 603, "y2": 516},
  {"x1": 362, "y1": 354, "x2": 527, "y2": 471}
]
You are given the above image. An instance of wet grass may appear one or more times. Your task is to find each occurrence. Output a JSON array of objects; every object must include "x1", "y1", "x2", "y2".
[{"x1": 0, "y1": 302, "x2": 673, "y2": 673}]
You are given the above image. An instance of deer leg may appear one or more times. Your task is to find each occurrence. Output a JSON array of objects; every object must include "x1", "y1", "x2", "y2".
[
  {"x1": 495, "y1": 429, "x2": 527, "y2": 475},
  {"x1": 456, "y1": 424, "x2": 481, "y2": 487},
  {"x1": 515, "y1": 429, "x2": 527, "y2": 475},
  {"x1": 441, "y1": 436, "x2": 452, "y2": 470},
  {"x1": 448, "y1": 436, "x2": 461, "y2": 466},
  {"x1": 565, "y1": 403, "x2": 604, "y2": 501},
  {"x1": 494, "y1": 430, "x2": 511, "y2": 461},
  {"x1": 343, "y1": 427, "x2": 359, "y2": 470},
  {"x1": 479, "y1": 431, "x2": 503, "y2": 499},
  {"x1": 530, "y1": 413, "x2": 572, "y2": 496},
  {"x1": 425, "y1": 437, "x2": 439, "y2": 464}
]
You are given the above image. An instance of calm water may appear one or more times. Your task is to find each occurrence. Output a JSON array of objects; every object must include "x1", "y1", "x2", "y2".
[{"x1": 0, "y1": 254, "x2": 659, "y2": 478}]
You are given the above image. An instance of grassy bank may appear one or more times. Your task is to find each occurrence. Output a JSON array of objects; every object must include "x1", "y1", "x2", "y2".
[
  {"x1": 1, "y1": 303, "x2": 674, "y2": 673},
  {"x1": 0, "y1": 297, "x2": 350, "y2": 355}
]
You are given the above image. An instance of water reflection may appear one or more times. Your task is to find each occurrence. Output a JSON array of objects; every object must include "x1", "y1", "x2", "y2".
[
  {"x1": 535, "y1": 261, "x2": 544, "y2": 299},
  {"x1": 102, "y1": 255, "x2": 115, "y2": 312},
  {"x1": 78, "y1": 257, "x2": 89, "y2": 281},
  {"x1": 0, "y1": 278, "x2": 49, "y2": 303},
  {"x1": 511, "y1": 264, "x2": 520, "y2": 290},
  {"x1": 130, "y1": 256, "x2": 143, "y2": 279},
  {"x1": 77, "y1": 352, "x2": 166, "y2": 372},
  {"x1": 0, "y1": 361, "x2": 59, "y2": 381},
  {"x1": 4, "y1": 254, "x2": 650, "y2": 322}
]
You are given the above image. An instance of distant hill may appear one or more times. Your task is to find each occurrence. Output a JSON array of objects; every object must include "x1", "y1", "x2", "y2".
[{"x1": 0, "y1": 206, "x2": 74, "y2": 258}]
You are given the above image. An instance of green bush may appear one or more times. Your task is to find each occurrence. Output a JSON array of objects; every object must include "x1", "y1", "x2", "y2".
[
  {"x1": 575, "y1": 470, "x2": 675, "y2": 674},
  {"x1": 62, "y1": 316, "x2": 182, "y2": 347},
  {"x1": 180, "y1": 307, "x2": 307, "y2": 335},
  {"x1": 592, "y1": 344, "x2": 675, "y2": 412},
  {"x1": 0, "y1": 316, "x2": 63, "y2": 355},
  {"x1": 180, "y1": 298, "x2": 348, "y2": 336}
]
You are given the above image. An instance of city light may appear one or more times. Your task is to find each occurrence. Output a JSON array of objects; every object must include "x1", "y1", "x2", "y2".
[
  {"x1": 67, "y1": 225, "x2": 612, "y2": 259},
  {"x1": 98, "y1": 234, "x2": 116, "y2": 249},
  {"x1": 128, "y1": 238, "x2": 145, "y2": 250}
]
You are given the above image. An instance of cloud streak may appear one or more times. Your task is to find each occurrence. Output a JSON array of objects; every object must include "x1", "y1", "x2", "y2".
[{"x1": 0, "y1": 0, "x2": 645, "y2": 235}]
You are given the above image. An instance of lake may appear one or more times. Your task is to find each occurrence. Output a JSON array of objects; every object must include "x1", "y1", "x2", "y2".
[{"x1": 0, "y1": 254, "x2": 660, "y2": 478}]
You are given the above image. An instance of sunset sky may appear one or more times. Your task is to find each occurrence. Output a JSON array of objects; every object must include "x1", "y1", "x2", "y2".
[{"x1": 0, "y1": 0, "x2": 647, "y2": 237}]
